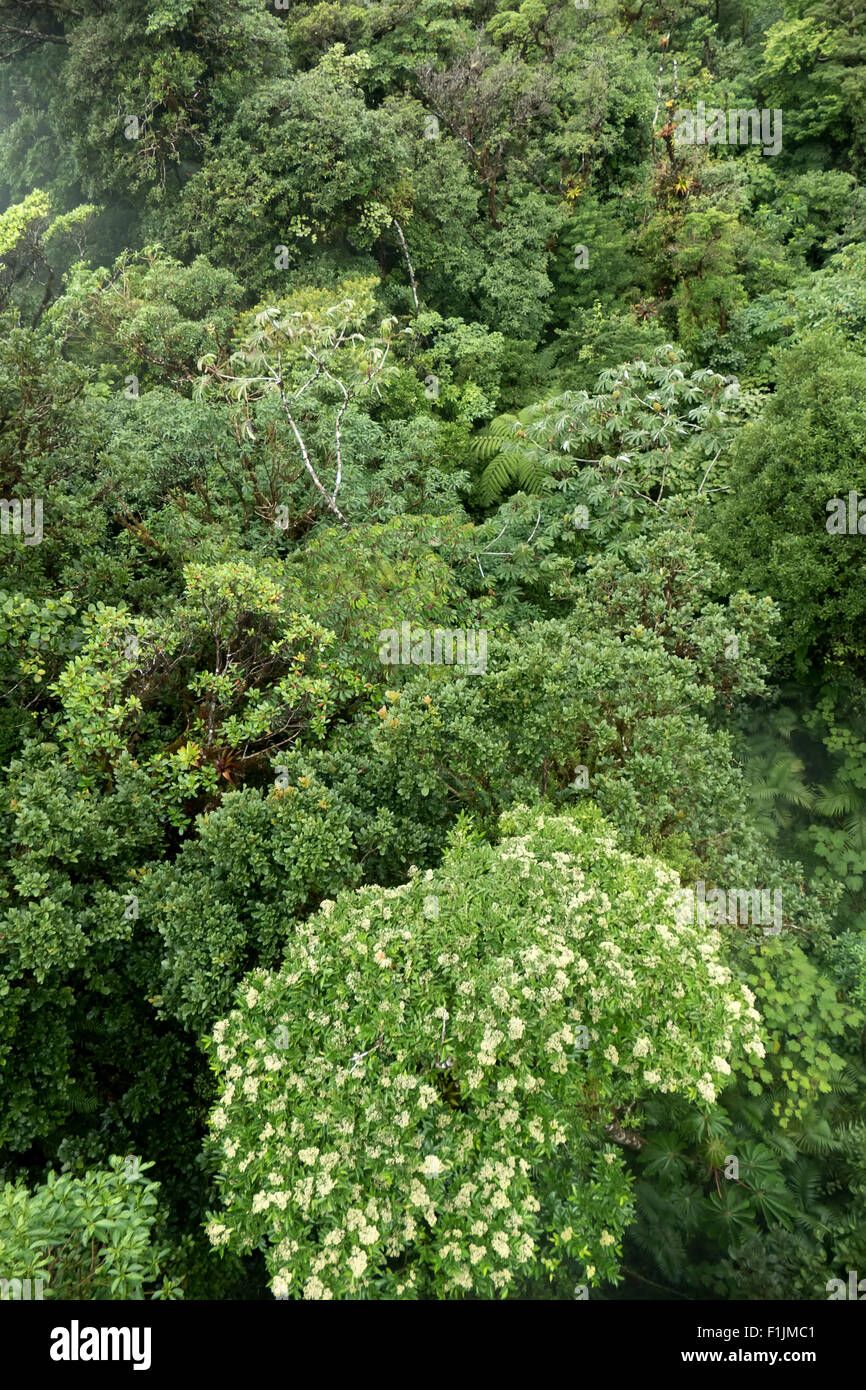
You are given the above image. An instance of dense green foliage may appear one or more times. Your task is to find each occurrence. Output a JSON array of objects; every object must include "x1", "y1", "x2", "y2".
[
  {"x1": 0, "y1": 0, "x2": 864, "y2": 1302},
  {"x1": 0, "y1": 1157, "x2": 180, "y2": 1299}
]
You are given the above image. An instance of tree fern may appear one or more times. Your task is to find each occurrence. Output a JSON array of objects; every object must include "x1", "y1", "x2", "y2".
[{"x1": 471, "y1": 406, "x2": 558, "y2": 505}]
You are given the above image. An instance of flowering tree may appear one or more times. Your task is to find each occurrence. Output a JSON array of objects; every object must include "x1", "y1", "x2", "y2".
[{"x1": 204, "y1": 804, "x2": 765, "y2": 1299}]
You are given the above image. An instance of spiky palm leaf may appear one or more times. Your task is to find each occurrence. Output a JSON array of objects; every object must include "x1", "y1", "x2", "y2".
[
  {"x1": 812, "y1": 778, "x2": 866, "y2": 821},
  {"x1": 472, "y1": 405, "x2": 559, "y2": 505},
  {"x1": 788, "y1": 1116, "x2": 841, "y2": 1156},
  {"x1": 67, "y1": 1084, "x2": 101, "y2": 1114},
  {"x1": 786, "y1": 1157, "x2": 826, "y2": 1225},
  {"x1": 747, "y1": 748, "x2": 814, "y2": 811}
]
